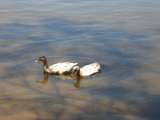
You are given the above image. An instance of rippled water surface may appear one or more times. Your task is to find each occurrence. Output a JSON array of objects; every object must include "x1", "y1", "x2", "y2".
[{"x1": 0, "y1": 0, "x2": 160, "y2": 120}]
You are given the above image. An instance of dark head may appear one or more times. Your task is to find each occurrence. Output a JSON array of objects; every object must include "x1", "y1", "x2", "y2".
[{"x1": 35, "y1": 56, "x2": 48, "y2": 67}]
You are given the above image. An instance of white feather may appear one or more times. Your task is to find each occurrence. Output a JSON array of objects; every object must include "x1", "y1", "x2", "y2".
[
  {"x1": 80, "y1": 62, "x2": 101, "y2": 77},
  {"x1": 48, "y1": 62, "x2": 78, "y2": 74}
]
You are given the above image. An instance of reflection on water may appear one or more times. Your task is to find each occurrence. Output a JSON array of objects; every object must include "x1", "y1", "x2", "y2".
[
  {"x1": 36, "y1": 72, "x2": 82, "y2": 88},
  {"x1": 0, "y1": 0, "x2": 160, "y2": 120}
]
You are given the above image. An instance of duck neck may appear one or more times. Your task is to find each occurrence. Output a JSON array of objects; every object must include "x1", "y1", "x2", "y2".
[{"x1": 43, "y1": 60, "x2": 49, "y2": 69}]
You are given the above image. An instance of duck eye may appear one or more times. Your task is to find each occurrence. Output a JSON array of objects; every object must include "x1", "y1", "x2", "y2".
[
  {"x1": 41, "y1": 57, "x2": 45, "y2": 60},
  {"x1": 38, "y1": 57, "x2": 43, "y2": 61},
  {"x1": 39, "y1": 56, "x2": 46, "y2": 61}
]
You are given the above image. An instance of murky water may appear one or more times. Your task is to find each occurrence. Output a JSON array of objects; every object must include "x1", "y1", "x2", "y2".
[{"x1": 0, "y1": 0, "x2": 160, "y2": 120}]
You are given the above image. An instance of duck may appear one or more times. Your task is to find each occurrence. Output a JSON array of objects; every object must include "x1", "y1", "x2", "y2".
[{"x1": 35, "y1": 56, "x2": 101, "y2": 88}]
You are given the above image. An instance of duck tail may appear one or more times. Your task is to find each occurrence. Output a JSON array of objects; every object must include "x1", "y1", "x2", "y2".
[{"x1": 80, "y1": 62, "x2": 101, "y2": 77}]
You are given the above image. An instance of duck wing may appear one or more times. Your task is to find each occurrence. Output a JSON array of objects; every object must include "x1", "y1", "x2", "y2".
[
  {"x1": 80, "y1": 62, "x2": 101, "y2": 77},
  {"x1": 49, "y1": 62, "x2": 78, "y2": 74}
]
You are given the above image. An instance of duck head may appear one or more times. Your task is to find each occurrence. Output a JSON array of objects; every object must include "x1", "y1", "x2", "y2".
[{"x1": 35, "y1": 56, "x2": 48, "y2": 67}]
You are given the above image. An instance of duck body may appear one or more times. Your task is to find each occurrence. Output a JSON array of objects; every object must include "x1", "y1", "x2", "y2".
[
  {"x1": 44, "y1": 62, "x2": 79, "y2": 75},
  {"x1": 80, "y1": 62, "x2": 101, "y2": 77},
  {"x1": 44, "y1": 62, "x2": 100, "y2": 77}
]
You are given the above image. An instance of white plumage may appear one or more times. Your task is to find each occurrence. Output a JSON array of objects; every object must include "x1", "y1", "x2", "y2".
[
  {"x1": 80, "y1": 62, "x2": 101, "y2": 77},
  {"x1": 46, "y1": 62, "x2": 78, "y2": 74}
]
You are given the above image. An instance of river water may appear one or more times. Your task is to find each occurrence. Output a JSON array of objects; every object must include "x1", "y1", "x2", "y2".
[{"x1": 0, "y1": 0, "x2": 160, "y2": 120}]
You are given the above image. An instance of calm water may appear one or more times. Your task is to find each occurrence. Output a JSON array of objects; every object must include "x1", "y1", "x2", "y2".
[{"x1": 0, "y1": 0, "x2": 160, "y2": 120}]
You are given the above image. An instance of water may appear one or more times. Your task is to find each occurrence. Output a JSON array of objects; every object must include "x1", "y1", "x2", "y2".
[{"x1": 0, "y1": 0, "x2": 160, "y2": 119}]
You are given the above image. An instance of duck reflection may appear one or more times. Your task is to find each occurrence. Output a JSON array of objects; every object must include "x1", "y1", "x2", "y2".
[{"x1": 36, "y1": 71, "x2": 83, "y2": 88}]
